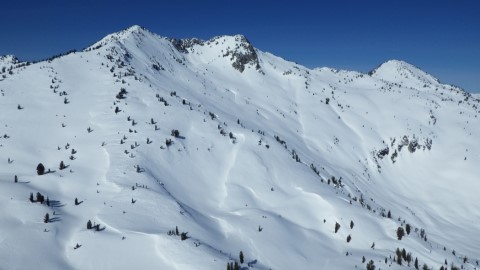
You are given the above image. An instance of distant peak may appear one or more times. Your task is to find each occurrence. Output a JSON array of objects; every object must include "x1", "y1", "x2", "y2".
[
  {"x1": 0, "y1": 54, "x2": 18, "y2": 60},
  {"x1": 0, "y1": 55, "x2": 19, "y2": 66},
  {"x1": 369, "y1": 59, "x2": 439, "y2": 85},
  {"x1": 84, "y1": 25, "x2": 153, "y2": 51},
  {"x1": 125, "y1": 25, "x2": 145, "y2": 32},
  {"x1": 208, "y1": 34, "x2": 260, "y2": 73}
]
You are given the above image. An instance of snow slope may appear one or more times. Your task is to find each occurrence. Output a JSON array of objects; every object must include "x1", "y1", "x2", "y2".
[{"x1": 0, "y1": 25, "x2": 479, "y2": 270}]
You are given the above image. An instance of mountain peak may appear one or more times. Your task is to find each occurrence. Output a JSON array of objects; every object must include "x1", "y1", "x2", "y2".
[
  {"x1": 0, "y1": 55, "x2": 19, "y2": 65},
  {"x1": 85, "y1": 25, "x2": 153, "y2": 51},
  {"x1": 206, "y1": 34, "x2": 260, "y2": 72},
  {"x1": 369, "y1": 59, "x2": 439, "y2": 85}
]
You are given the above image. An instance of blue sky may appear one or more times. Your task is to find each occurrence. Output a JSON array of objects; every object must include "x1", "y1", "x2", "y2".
[{"x1": 1, "y1": 0, "x2": 479, "y2": 92}]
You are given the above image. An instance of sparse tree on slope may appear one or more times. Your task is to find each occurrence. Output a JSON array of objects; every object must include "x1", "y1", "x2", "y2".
[
  {"x1": 397, "y1": 226, "x2": 405, "y2": 240},
  {"x1": 335, "y1": 222, "x2": 341, "y2": 233},
  {"x1": 239, "y1": 251, "x2": 244, "y2": 264},
  {"x1": 37, "y1": 163, "x2": 45, "y2": 175}
]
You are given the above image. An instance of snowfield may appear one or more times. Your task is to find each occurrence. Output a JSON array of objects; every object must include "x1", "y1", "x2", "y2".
[{"x1": 0, "y1": 25, "x2": 479, "y2": 270}]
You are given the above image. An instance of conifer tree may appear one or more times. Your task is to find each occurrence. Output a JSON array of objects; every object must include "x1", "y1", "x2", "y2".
[
  {"x1": 335, "y1": 222, "x2": 341, "y2": 233},
  {"x1": 44, "y1": 213, "x2": 49, "y2": 223},
  {"x1": 37, "y1": 163, "x2": 45, "y2": 175},
  {"x1": 366, "y1": 260, "x2": 375, "y2": 270},
  {"x1": 397, "y1": 226, "x2": 405, "y2": 240},
  {"x1": 239, "y1": 251, "x2": 244, "y2": 264},
  {"x1": 87, "y1": 220, "x2": 92, "y2": 230}
]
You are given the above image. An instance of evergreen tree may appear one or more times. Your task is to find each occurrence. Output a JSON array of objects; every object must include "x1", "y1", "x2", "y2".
[
  {"x1": 335, "y1": 222, "x2": 341, "y2": 233},
  {"x1": 171, "y1": 129, "x2": 180, "y2": 138},
  {"x1": 234, "y1": 261, "x2": 239, "y2": 270},
  {"x1": 59, "y1": 161, "x2": 65, "y2": 170},
  {"x1": 414, "y1": 257, "x2": 419, "y2": 269},
  {"x1": 87, "y1": 220, "x2": 92, "y2": 230},
  {"x1": 37, "y1": 163, "x2": 45, "y2": 175},
  {"x1": 36, "y1": 192, "x2": 44, "y2": 204},
  {"x1": 406, "y1": 223, "x2": 411, "y2": 235},
  {"x1": 175, "y1": 226, "x2": 179, "y2": 236},
  {"x1": 44, "y1": 213, "x2": 49, "y2": 223},
  {"x1": 347, "y1": 235, "x2": 352, "y2": 243},
  {"x1": 75, "y1": 198, "x2": 79, "y2": 205},
  {"x1": 14, "y1": 175, "x2": 18, "y2": 183},
  {"x1": 46, "y1": 197, "x2": 50, "y2": 207},
  {"x1": 350, "y1": 220, "x2": 354, "y2": 229},
  {"x1": 366, "y1": 260, "x2": 375, "y2": 270},
  {"x1": 397, "y1": 226, "x2": 405, "y2": 240},
  {"x1": 239, "y1": 251, "x2": 244, "y2": 264},
  {"x1": 396, "y1": 248, "x2": 402, "y2": 265},
  {"x1": 387, "y1": 210, "x2": 391, "y2": 218},
  {"x1": 29, "y1": 192, "x2": 34, "y2": 202}
]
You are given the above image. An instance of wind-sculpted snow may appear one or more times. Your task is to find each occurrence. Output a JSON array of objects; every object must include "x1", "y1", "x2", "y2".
[{"x1": 0, "y1": 26, "x2": 479, "y2": 269}]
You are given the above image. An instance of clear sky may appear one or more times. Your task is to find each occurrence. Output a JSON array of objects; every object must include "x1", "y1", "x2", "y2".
[{"x1": 1, "y1": 0, "x2": 479, "y2": 92}]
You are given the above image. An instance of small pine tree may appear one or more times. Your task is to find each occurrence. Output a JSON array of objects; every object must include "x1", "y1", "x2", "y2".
[
  {"x1": 37, "y1": 163, "x2": 45, "y2": 175},
  {"x1": 87, "y1": 220, "x2": 92, "y2": 230},
  {"x1": 44, "y1": 213, "x2": 49, "y2": 223},
  {"x1": 36, "y1": 192, "x2": 44, "y2": 204},
  {"x1": 175, "y1": 226, "x2": 179, "y2": 236},
  {"x1": 362, "y1": 256, "x2": 366, "y2": 263},
  {"x1": 350, "y1": 220, "x2": 354, "y2": 229},
  {"x1": 239, "y1": 251, "x2": 244, "y2": 264},
  {"x1": 75, "y1": 198, "x2": 79, "y2": 205},
  {"x1": 397, "y1": 226, "x2": 405, "y2": 240},
  {"x1": 414, "y1": 257, "x2": 419, "y2": 269},
  {"x1": 171, "y1": 129, "x2": 180, "y2": 138},
  {"x1": 233, "y1": 261, "x2": 239, "y2": 270},
  {"x1": 346, "y1": 235, "x2": 352, "y2": 243},
  {"x1": 335, "y1": 222, "x2": 341, "y2": 233},
  {"x1": 422, "y1": 264, "x2": 428, "y2": 270},
  {"x1": 46, "y1": 197, "x2": 50, "y2": 207},
  {"x1": 29, "y1": 192, "x2": 34, "y2": 202},
  {"x1": 14, "y1": 175, "x2": 18, "y2": 183},
  {"x1": 366, "y1": 260, "x2": 375, "y2": 270},
  {"x1": 406, "y1": 223, "x2": 411, "y2": 235},
  {"x1": 59, "y1": 161, "x2": 65, "y2": 170},
  {"x1": 387, "y1": 210, "x2": 391, "y2": 218}
]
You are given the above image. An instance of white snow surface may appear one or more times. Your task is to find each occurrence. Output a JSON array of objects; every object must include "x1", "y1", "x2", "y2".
[{"x1": 0, "y1": 25, "x2": 479, "y2": 270}]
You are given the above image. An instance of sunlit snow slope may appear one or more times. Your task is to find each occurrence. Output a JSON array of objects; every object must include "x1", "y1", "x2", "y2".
[{"x1": 0, "y1": 25, "x2": 479, "y2": 270}]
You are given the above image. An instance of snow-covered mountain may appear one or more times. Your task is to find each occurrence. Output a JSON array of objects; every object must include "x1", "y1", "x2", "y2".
[{"x1": 1, "y1": 25, "x2": 479, "y2": 270}]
